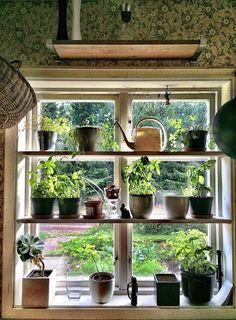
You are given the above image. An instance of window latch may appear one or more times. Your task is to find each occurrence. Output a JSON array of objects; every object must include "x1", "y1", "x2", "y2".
[{"x1": 113, "y1": 255, "x2": 119, "y2": 265}]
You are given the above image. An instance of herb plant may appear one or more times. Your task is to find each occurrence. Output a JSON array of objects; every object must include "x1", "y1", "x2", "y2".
[
  {"x1": 17, "y1": 234, "x2": 45, "y2": 277},
  {"x1": 29, "y1": 157, "x2": 57, "y2": 198},
  {"x1": 184, "y1": 160, "x2": 215, "y2": 197},
  {"x1": 122, "y1": 156, "x2": 161, "y2": 195},
  {"x1": 29, "y1": 115, "x2": 72, "y2": 135},
  {"x1": 165, "y1": 229, "x2": 216, "y2": 274},
  {"x1": 55, "y1": 170, "x2": 86, "y2": 198}
]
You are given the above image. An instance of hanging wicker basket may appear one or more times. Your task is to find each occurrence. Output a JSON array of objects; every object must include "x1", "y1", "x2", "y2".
[{"x1": 0, "y1": 56, "x2": 37, "y2": 129}]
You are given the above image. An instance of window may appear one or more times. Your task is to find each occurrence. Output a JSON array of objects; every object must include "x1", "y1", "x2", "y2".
[{"x1": 3, "y1": 69, "x2": 235, "y2": 320}]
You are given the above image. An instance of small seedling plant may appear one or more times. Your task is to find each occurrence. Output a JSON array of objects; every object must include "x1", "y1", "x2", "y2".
[
  {"x1": 122, "y1": 156, "x2": 161, "y2": 195},
  {"x1": 17, "y1": 234, "x2": 46, "y2": 277}
]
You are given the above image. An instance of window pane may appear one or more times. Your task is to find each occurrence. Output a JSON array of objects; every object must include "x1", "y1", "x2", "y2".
[
  {"x1": 40, "y1": 100, "x2": 116, "y2": 151},
  {"x1": 132, "y1": 100, "x2": 209, "y2": 151},
  {"x1": 41, "y1": 223, "x2": 114, "y2": 277},
  {"x1": 133, "y1": 224, "x2": 208, "y2": 277}
]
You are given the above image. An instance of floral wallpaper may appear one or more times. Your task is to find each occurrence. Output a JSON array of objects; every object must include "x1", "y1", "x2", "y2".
[
  {"x1": 0, "y1": 0, "x2": 235, "y2": 316},
  {"x1": 0, "y1": 0, "x2": 235, "y2": 67}
]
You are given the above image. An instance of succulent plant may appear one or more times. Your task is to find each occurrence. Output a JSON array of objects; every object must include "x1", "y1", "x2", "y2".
[{"x1": 17, "y1": 234, "x2": 45, "y2": 276}]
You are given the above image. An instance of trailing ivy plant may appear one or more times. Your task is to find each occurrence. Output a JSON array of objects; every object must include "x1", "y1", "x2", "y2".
[
  {"x1": 183, "y1": 160, "x2": 215, "y2": 197},
  {"x1": 164, "y1": 229, "x2": 216, "y2": 274},
  {"x1": 17, "y1": 234, "x2": 45, "y2": 277},
  {"x1": 121, "y1": 156, "x2": 161, "y2": 195},
  {"x1": 29, "y1": 157, "x2": 57, "y2": 198},
  {"x1": 97, "y1": 122, "x2": 120, "y2": 151}
]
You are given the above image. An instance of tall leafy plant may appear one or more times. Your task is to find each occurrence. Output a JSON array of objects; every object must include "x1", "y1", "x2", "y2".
[
  {"x1": 29, "y1": 157, "x2": 57, "y2": 198},
  {"x1": 122, "y1": 156, "x2": 161, "y2": 195},
  {"x1": 55, "y1": 170, "x2": 86, "y2": 198}
]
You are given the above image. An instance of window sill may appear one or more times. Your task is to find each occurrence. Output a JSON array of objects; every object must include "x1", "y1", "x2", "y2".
[{"x1": 49, "y1": 293, "x2": 225, "y2": 308}]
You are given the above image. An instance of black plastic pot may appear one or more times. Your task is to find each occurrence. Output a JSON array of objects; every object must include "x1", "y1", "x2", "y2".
[
  {"x1": 37, "y1": 131, "x2": 57, "y2": 151},
  {"x1": 58, "y1": 198, "x2": 80, "y2": 218},
  {"x1": 183, "y1": 130, "x2": 208, "y2": 151},
  {"x1": 189, "y1": 196, "x2": 213, "y2": 218},
  {"x1": 181, "y1": 270, "x2": 216, "y2": 304},
  {"x1": 31, "y1": 197, "x2": 55, "y2": 218},
  {"x1": 75, "y1": 127, "x2": 99, "y2": 152}
]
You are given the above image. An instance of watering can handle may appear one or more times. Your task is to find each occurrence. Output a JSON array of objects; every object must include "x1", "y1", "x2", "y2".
[{"x1": 136, "y1": 117, "x2": 167, "y2": 151}]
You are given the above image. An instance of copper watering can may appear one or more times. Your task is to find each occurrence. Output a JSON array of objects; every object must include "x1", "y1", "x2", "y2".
[{"x1": 115, "y1": 117, "x2": 167, "y2": 151}]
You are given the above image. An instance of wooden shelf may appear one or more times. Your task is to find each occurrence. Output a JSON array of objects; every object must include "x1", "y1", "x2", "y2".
[
  {"x1": 46, "y1": 39, "x2": 207, "y2": 61},
  {"x1": 18, "y1": 151, "x2": 223, "y2": 158},
  {"x1": 17, "y1": 216, "x2": 231, "y2": 224}
]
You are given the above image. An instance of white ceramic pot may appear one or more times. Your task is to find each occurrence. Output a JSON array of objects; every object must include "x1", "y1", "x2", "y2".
[
  {"x1": 164, "y1": 195, "x2": 189, "y2": 219},
  {"x1": 129, "y1": 194, "x2": 154, "y2": 219},
  {"x1": 89, "y1": 272, "x2": 114, "y2": 304}
]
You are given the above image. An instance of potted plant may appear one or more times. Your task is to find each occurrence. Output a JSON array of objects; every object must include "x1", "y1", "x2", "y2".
[
  {"x1": 165, "y1": 229, "x2": 216, "y2": 304},
  {"x1": 83, "y1": 244, "x2": 114, "y2": 304},
  {"x1": 122, "y1": 156, "x2": 161, "y2": 218},
  {"x1": 16, "y1": 234, "x2": 56, "y2": 308},
  {"x1": 168, "y1": 115, "x2": 209, "y2": 152},
  {"x1": 29, "y1": 157, "x2": 57, "y2": 218},
  {"x1": 55, "y1": 170, "x2": 86, "y2": 218},
  {"x1": 104, "y1": 184, "x2": 120, "y2": 216},
  {"x1": 33, "y1": 115, "x2": 71, "y2": 151},
  {"x1": 184, "y1": 159, "x2": 216, "y2": 218}
]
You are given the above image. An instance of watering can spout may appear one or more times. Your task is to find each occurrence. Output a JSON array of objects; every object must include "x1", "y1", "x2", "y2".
[{"x1": 114, "y1": 120, "x2": 135, "y2": 150}]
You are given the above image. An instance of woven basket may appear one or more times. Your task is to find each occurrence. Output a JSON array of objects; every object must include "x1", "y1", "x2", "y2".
[{"x1": 0, "y1": 56, "x2": 37, "y2": 129}]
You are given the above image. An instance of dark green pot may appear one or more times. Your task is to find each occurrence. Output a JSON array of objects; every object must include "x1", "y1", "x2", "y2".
[
  {"x1": 154, "y1": 273, "x2": 180, "y2": 306},
  {"x1": 183, "y1": 130, "x2": 208, "y2": 151},
  {"x1": 37, "y1": 131, "x2": 57, "y2": 151},
  {"x1": 181, "y1": 270, "x2": 215, "y2": 304},
  {"x1": 31, "y1": 197, "x2": 55, "y2": 218},
  {"x1": 58, "y1": 198, "x2": 80, "y2": 218},
  {"x1": 189, "y1": 196, "x2": 213, "y2": 218},
  {"x1": 75, "y1": 127, "x2": 99, "y2": 152}
]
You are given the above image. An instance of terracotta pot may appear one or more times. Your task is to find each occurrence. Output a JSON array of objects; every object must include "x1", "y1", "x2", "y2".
[{"x1": 84, "y1": 200, "x2": 103, "y2": 218}]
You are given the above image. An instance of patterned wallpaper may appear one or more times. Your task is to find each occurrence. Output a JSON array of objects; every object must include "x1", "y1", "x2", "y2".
[{"x1": 0, "y1": 0, "x2": 235, "y2": 67}]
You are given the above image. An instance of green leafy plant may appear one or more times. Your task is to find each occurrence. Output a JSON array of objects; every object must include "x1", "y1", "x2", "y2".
[
  {"x1": 29, "y1": 115, "x2": 72, "y2": 135},
  {"x1": 98, "y1": 122, "x2": 120, "y2": 151},
  {"x1": 55, "y1": 170, "x2": 86, "y2": 198},
  {"x1": 17, "y1": 234, "x2": 45, "y2": 277},
  {"x1": 183, "y1": 160, "x2": 215, "y2": 197},
  {"x1": 122, "y1": 156, "x2": 161, "y2": 195},
  {"x1": 29, "y1": 157, "x2": 57, "y2": 198},
  {"x1": 168, "y1": 115, "x2": 208, "y2": 151},
  {"x1": 164, "y1": 229, "x2": 216, "y2": 274}
]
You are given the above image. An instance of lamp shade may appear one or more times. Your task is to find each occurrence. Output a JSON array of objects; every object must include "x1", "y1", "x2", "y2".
[
  {"x1": 0, "y1": 56, "x2": 37, "y2": 129},
  {"x1": 213, "y1": 98, "x2": 236, "y2": 159}
]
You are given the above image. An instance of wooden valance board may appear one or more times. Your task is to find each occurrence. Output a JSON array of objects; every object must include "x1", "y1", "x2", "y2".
[{"x1": 46, "y1": 39, "x2": 207, "y2": 60}]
